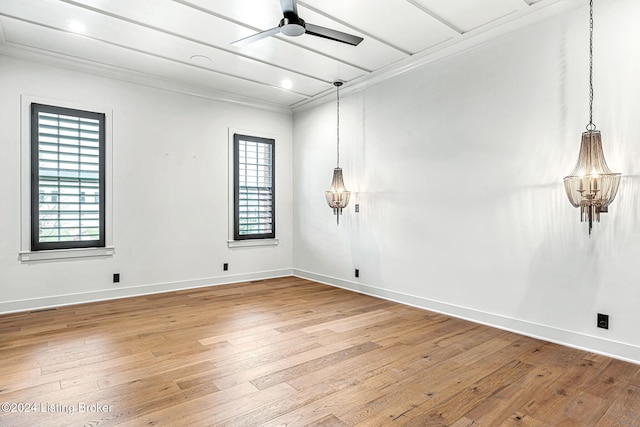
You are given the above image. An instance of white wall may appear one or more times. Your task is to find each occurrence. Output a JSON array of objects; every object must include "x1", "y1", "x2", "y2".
[
  {"x1": 0, "y1": 56, "x2": 293, "y2": 312},
  {"x1": 293, "y1": 0, "x2": 640, "y2": 363},
  {"x1": 2, "y1": 0, "x2": 639, "y2": 364}
]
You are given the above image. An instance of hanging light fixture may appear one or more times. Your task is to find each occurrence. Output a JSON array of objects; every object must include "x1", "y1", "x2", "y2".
[
  {"x1": 563, "y1": 0, "x2": 620, "y2": 235},
  {"x1": 325, "y1": 81, "x2": 350, "y2": 224}
]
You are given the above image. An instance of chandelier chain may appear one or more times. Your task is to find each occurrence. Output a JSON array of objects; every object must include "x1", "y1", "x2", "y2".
[
  {"x1": 588, "y1": 0, "x2": 595, "y2": 130},
  {"x1": 336, "y1": 82, "x2": 340, "y2": 168}
]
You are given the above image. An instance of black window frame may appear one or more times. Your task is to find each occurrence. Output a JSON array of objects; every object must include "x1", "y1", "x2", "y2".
[
  {"x1": 234, "y1": 133, "x2": 275, "y2": 240},
  {"x1": 31, "y1": 103, "x2": 106, "y2": 251}
]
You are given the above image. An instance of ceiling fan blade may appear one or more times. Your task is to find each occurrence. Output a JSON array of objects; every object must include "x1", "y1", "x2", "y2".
[
  {"x1": 304, "y1": 23, "x2": 363, "y2": 46},
  {"x1": 279, "y1": 0, "x2": 298, "y2": 15},
  {"x1": 231, "y1": 26, "x2": 281, "y2": 47}
]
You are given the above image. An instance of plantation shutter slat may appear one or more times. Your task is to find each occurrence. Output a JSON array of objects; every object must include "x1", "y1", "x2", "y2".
[
  {"x1": 234, "y1": 134, "x2": 275, "y2": 240},
  {"x1": 31, "y1": 103, "x2": 106, "y2": 250}
]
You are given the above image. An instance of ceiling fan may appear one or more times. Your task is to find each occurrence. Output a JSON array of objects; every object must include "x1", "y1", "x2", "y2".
[{"x1": 231, "y1": 0, "x2": 364, "y2": 47}]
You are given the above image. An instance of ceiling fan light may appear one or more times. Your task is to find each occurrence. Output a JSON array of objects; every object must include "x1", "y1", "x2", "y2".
[
  {"x1": 281, "y1": 24, "x2": 305, "y2": 37},
  {"x1": 280, "y1": 21, "x2": 305, "y2": 37}
]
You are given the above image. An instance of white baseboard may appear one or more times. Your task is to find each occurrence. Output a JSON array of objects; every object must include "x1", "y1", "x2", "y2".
[
  {"x1": 5, "y1": 267, "x2": 639, "y2": 365},
  {"x1": 293, "y1": 269, "x2": 640, "y2": 365},
  {"x1": 0, "y1": 269, "x2": 293, "y2": 315}
]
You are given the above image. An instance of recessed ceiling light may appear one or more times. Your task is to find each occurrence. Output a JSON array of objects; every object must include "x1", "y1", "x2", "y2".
[
  {"x1": 68, "y1": 21, "x2": 86, "y2": 33},
  {"x1": 190, "y1": 55, "x2": 212, "y2": 66},
  {"x1": 281, "y1": 79, "x2": 293, "y2": 90}
]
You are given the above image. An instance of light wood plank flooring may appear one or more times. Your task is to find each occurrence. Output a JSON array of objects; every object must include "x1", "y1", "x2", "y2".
[{"x1": 1, "y1": 276, "x2": 639, "y2": 426}]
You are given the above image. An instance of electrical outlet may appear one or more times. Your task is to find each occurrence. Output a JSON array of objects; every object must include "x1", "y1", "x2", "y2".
[
  {"x1": 223, "y1": 263, "x2": 229, "y2": 271},
  {"x1": 113, "y1": 273, "x2": 120, "y2": 283},
  {"x1": 355, "y1": 269, "x2": 359, "y2": 278},
  {"x1": 597, "y1": 313, "x2": 609, "y2": 329},
  {"x1": 355, "y1": 204, "x2": 360, "y2": 213}
]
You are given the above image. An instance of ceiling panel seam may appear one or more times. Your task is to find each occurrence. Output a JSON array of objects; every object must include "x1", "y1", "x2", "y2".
[
  {"x1": 58, "y1": 0, "x2": 334, "y2": 84},
  {"x1": 405, "y1": 0, "x2": 464, "y2": 34},
  {"x1": 292, "y1": 0, "x2": 586, "y2": 111},
  {"x1": 0, "y1": 47, "x2": 291, "y2": 113},
  {"x1": 297, "y1": 1, "x2": 412, "y2": 56},
  {"x1": 463, "y1": 10, "x2": 521, "y2": 33},
  {"x1": 0, "y1": 14, "x2": 315, "y2": 98},
  {"x1": 1, "y1": 0, "x2": 586, "y2": 110}
]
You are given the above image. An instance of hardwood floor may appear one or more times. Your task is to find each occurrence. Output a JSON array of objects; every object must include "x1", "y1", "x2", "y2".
[{"x1": 1, "y1": 276, "x2": 639, "y2": 426}]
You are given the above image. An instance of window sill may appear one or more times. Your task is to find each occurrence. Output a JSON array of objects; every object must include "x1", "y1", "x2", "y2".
[
  {"x1": 19, "y1": 246, "x2": 115, "y2": 263},
  {"x1": 227, "y1": 239, "x2": 279, "y2": 248}
]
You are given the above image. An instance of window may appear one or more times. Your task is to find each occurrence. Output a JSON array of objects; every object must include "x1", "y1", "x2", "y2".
[
  {"x1": 31, "y1": 103, "x2": 106, "y2": 251},
  {"x1": 234, "y1": 133, "x2": 275, "y2": 240}
]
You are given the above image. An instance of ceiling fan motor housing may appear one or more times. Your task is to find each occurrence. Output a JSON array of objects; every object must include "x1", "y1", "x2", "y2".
[{"x1": 280, "y1": 14, "x2": 306, "y2": 36}]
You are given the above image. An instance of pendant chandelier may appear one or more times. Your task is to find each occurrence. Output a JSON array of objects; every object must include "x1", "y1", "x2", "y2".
[
  {"x1": 563, "y1": 0, "x2": 620, "y2": 235},
  {"x1": 325, "y1": 81, "x2": 350, "y2": 224}
]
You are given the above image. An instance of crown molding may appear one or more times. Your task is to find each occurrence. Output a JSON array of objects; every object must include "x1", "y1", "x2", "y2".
[
  {"x1": 292, "y1": 0, "x2": 584, "y2": 113},
  {"x1": 0, "y1": 43, "x2": 293, "y2": 115},
  {"x1": 0, "y1": 0, "x2": 583, "y2": 115}
]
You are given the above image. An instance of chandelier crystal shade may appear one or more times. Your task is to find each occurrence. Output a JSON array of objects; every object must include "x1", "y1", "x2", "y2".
[
  {"x1": 563, "y1": 0, "x2": 620, "y2": 235},
  {"x1": 564, "y1": 131, "x2": 621, "y2": 234},
  {"x1": 325, "y1": 81, "x2": 350, "y2": 224},
  {"x1": 325, "y1": 167, "x2": 350, "y2": 212}
]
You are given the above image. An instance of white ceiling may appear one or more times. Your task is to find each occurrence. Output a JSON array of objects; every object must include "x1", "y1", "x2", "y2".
[{"x1": 0, "y1": 0, "x2": 581, "y2": 111}]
